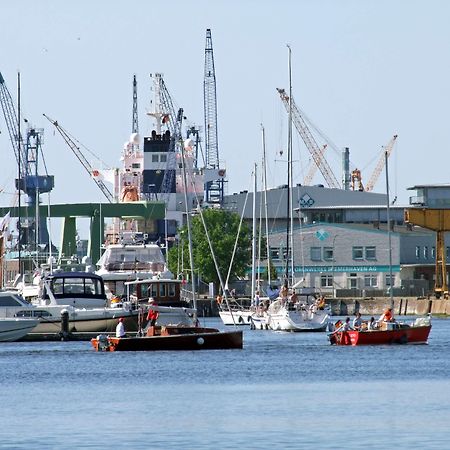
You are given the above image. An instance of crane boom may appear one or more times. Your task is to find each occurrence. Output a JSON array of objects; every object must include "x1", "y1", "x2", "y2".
[
  {"x1": 43, "y1": 114, "x2": 114, "y2": 203},
  {"x1": 277, "y1": 88, "x2": 340, "y2": 189},
  {"x1": 0, "y1": 72, "x2": 27, "y2": 177},
  {"x1": 304, "y1": 144, "x2": 327, "y2": 185},
  {"x1": 365, "y1": 134, "x2": 398, "y2": 192}
]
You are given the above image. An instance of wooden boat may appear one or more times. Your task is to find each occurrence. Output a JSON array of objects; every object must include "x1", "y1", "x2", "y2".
[
  {"x1": 329, "y1": 317, "x2": 432, "y2": 346},
  {"x1": 91, "y1": 325, "x2": 243, "y2": 352}
]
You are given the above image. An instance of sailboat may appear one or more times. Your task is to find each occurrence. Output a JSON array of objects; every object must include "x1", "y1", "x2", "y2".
[{"x1": 262, "y1": 46, "x2": 330, "y2": 332}]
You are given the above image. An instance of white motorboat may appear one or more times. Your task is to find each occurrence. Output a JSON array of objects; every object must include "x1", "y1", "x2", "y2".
[
  {"x1": 0, "y1": 317, "x2": 39, "y2": 342},
  {"x1": 96, "y1": 242, "x2": 169, "y2": 299},
  {"x1": 0, "y1": 290, "x2": 139, "y2": 334}
]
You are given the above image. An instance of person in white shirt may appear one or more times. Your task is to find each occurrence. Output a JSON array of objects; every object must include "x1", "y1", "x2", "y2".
[{"x1": 116, "y1": 318, "x2": 126, "y2": 338}]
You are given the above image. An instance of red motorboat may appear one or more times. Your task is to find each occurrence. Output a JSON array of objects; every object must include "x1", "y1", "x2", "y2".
[
  {"x1": 91, "y1": 325, "x2": 243, "y2": 352},
  {"x1": 329, "y1": 317, "x2": 431, "y2": 346}
]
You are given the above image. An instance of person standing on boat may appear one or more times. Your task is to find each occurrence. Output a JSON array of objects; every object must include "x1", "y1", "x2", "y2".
[
  {"x1": 146, "y1": 304, "x2": 159, "y2": 327},
  {"x1": 115, "y1": 318, "x2": 126, "y2": 338},
  {"x1": 253, "y1": 290, "x2": 261, "y2": 308},
  {"x1": 353, "y1": 312, "x2": 363, "y2": 330}
]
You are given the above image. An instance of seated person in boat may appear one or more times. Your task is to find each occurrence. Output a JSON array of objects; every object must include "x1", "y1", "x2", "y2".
[
  {"x1": 381, "y1": 308, "x2": 394, "y2": 322},
  {"x1": 115, "y1": 318, "x2": 126, "y2": 338},
  {"x1": 367, "y1": 316, "x2": 378, "y2": 331},
  {"x1": 317, "y1": 296, "x2": 326, "y2": 310},
  {"x1": 353, "y1": 312, "x2": 363, "y2": 330},
  {"x1": 290, "y1": 292, "x2": 298, "y2": 304},
  {"x1": 334, "y1": 317, "x2": 352, "y2": 344}
]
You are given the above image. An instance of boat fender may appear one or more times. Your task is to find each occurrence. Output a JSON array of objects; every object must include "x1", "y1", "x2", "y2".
[
  {"x1": 197, "y1": 337, "x2": 205, "y2": 346},
  {"x1": 238, "y1": 316, "x2": 244, "y2": 324}
]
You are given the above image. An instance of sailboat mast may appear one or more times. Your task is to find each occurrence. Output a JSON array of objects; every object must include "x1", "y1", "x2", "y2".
[
  {"x1": 251, "y1": 163, "x2": 257, "y2": 302},
  {"x1": 17, "y1": 72, "x2": 22, "y2": 276},
  {"x1": 285, "y1": 45, "x2": 293, "y2": 287},
  {"x1": 180, "y1": 138, "x2": 197, "y2": 320},
  {"x1": 261, "y1": 124, "x2": 271, "y2": 286},
  {"x1": 385, "y1": 150, "x2": 394, "y2": 310}
]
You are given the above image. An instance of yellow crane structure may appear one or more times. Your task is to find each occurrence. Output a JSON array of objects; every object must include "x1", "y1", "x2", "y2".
[
  {"x1": 365, "y1": 134, "x2": 398, "y2": 192},
  {"x1": 404, "y1": 208, "x2": 450, "y2": 298}
]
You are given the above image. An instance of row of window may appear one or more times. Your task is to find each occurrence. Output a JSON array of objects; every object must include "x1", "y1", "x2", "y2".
[
  {"x1": 270, "y1": 246, "x2": 377, "y2": 262},
  {"x1": 311, "y1": 246, "x2": 376, "y2": 262},
  {"x1": 414, "y1": 246, "x2": 450, "y2": 260},
  {"x1": 320, "y1": 273, "x2": 394, "y2": 288},
  {"x1": 151, "y1": 154, "x2": 168, "y2": 163}
]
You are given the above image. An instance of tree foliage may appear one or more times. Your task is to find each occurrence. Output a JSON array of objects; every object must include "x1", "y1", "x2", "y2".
[{"x1": 167, "y1": 209, "x2": 252, "y2": 289}]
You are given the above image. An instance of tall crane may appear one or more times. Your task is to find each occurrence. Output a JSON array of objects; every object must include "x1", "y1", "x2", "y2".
[
  {"x1": 131, "y1": 74, "x2": 139, "y2": 152},
  {"x1": 277, "y1": 88, "x2": 341, "y2": 189},
  {"x1": 203, "y1": 28, "x2": 224, "y2": 204},
  {"x1": 365, "y1": 134, "x2": 398, "y2": 192},
  {"x1": 43, "y1": 114, "x2": 114, "y2": 203},
  {"x1": 0, "y1": 72, "x2": 54, "y2": 251}
]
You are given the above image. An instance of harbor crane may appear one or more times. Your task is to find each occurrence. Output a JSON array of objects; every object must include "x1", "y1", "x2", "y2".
[
  {"x1": 43, "y1": 114, "x2": 114, "y2": 203},
  {"x1": 364, "y1": 134, "x2": 398, "y2": 192},
  {"x1": 277, "y1": 88, "x2": 341, "y2": 189},
  {"x1": 203, "y1": 29, "x2": 225, "y2": 204},
  {"x1": 0, "y1": 72, "x2": 54, "y2": 251}
]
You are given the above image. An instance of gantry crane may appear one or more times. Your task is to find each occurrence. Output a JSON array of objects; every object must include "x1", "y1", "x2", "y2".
[
  {"x1": 365, "y1": 135, "x2": 398, "y2": 192},
  {"x1": 43, "y1": 114, "x2": 114, "y2": 203},
  {"x1": 203, "y1": 28, "x2": 225, "y2": 204},
  {"x1": 405, "y1": 208, "x2": 450, "y2": 298},
  {"x1": 277, "y1": 88, "x2": 340, "y2": 189}
]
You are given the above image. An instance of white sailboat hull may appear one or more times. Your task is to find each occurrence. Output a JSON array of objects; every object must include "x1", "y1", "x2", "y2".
[
  {"x1": 219, "y1": 309, "x2": 253, "y2": 326},
  {"x1": 267, "y1": 305, "x2": 330, "y2": 332}
]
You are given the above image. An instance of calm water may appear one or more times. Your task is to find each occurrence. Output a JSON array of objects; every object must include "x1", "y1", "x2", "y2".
[{"x1": 0, "y1": 317, "x2": 449, "y2": 449}]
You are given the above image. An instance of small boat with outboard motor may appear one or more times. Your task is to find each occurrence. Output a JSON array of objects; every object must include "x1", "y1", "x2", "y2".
[{"x1": 329, "y1": 315, "x2": 432, "y2": 346}]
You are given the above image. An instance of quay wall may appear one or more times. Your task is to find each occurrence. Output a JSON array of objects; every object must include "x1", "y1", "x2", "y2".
[{"x1": 196, "y1": 297, "x2": 450, "y2": 318}]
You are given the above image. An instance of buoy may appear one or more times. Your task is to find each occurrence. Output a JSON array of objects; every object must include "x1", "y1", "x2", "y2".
[{"x1": 197, "y1": 337, "x2": 205, "y2": 346}]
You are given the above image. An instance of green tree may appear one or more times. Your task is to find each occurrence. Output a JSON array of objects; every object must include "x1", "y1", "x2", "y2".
[{"x1": 167, "y1": 209, "x2": 252, "y2": 291}]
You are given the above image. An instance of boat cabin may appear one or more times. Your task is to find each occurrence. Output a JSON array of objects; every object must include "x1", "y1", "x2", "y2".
[
  {"x1": 126, "y1": 278, "x2": 190, "y2": 308},
  {"x1": 41, "y1": 272, "x2": 107, "y2": 308}
]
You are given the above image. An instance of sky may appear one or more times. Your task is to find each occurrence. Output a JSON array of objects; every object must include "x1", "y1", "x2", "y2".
[{"x1": 1, "y1": 0, "x2": 450, "y2": 229}]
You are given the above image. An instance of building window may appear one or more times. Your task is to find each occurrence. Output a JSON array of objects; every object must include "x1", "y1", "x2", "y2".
[
  {"x1": 320, "y1": 275, "x2": 333, "y2": 287},
  {"x1": 323, "y1": 247, "x2": 334, "y2": 261},
  {"x1": 447, "y1": 247, "x2": 450, "y2": 259},
  {"x1": 270, "y1": 247, "x2": 281, "y2": 261},
  {"x1": 160, "y1": 154, "x2": 167, "y2": 163},
  {"x1": 416, "y1": 246, "x2": 420, "y2": 259},
  {"x1": 347, "y1": 273, "x2": 358, "y2": 289},
  {"x1": 365, "y1": 246, "x2": 376, "y2": 260},
  {"x1": 152, "y1": 154, "x2": 159, "y2": 162},
  {"x1": 385, "y1": 274, "x2": 395, "y2": 287},
  {"x1": 131, "y1": 163, "x2": 140, "y2": 169},
  {"x1": 352, "y1": 247, "x2": 364, "y2": 260},
  {"x1": 310, "y1": 247, "x2": 322, "y2": 261},
  {"x1": 423, "y1": 246, "x2": 429, "y2": 259},
  {"x1": 364, "y1": 274, "x2": 378, "y2": 287}
]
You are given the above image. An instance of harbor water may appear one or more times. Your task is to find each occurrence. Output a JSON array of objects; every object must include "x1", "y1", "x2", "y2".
[{"x1": 1, "y1": 317, "x2": 450, "y2": 449}]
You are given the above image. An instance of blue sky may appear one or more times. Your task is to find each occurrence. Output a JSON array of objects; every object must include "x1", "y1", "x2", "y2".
[{"x1": 1, "y1": 0, "x2": 449, "y2": 215}]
